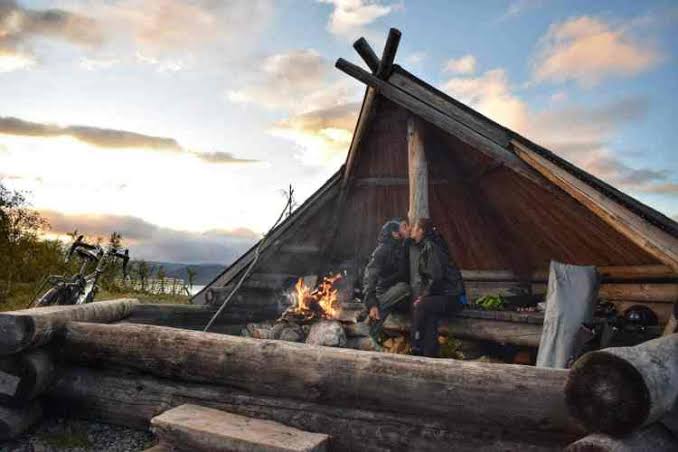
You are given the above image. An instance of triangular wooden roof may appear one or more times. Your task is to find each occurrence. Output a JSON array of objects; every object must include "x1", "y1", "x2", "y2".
[{"x1": 193, "y1": 29, "x2": 678, "y2": 305}]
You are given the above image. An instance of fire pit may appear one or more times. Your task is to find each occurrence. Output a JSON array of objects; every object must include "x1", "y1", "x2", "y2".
[{"x1": 279, "y1": 273, "x2": 345, "y2": 323}]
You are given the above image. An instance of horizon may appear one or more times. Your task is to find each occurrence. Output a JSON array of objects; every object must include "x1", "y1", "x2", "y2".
[{"x1": 2, "y1": 0, "x2": 677, "y2": 265}]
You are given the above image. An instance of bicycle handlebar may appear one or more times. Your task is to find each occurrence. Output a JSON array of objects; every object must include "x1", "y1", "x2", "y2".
[{"x1": 109, "y1": 248, "x2": 130, "y2": 276}]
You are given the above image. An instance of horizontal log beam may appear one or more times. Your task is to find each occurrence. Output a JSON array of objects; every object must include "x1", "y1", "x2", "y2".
[
  {"x1": 566, "y1": 333, "x2": 678, "y2": 435},
  {"x1": 0, "y1": 348, "x2": 55, "y2": 405},
  {"x1": 513, "y1": 140, "x2": 678, "y2": 272},
  {"x1": 0, "y1": 401, "x2": 42, "y2": 440},
  {"x1": 354, "y1": 177, "x2": 449, "y2": 187},
  {"x1": 60, "y1": 322, "x2": 577, "y2": 436},
  {"x1": 47, "y1": 367, "x2": 574, "y2": 451},
  {"x1": 0, "y1": 298, "x2": 137, "y2": 355},
  {"x1": 460, "y1": 265, "x2": 677, "y2": 282},
  {"x1": 385, "y1": 313, "x2": 543, "y2": 347},
  {"x1": 565, "y1": 424, "x2": 678, "y2": 452},
  {"x1": 335, "y1": 58, "x2": 550, "y2": 191},
  {"x1": 123, "y1": 304, "x2": 264, "y2": 332}
]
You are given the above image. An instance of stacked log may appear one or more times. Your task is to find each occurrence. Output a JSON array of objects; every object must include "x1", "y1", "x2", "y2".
[
  {"x1": 0, "y1": 299, "x2": 137, "y2": 440},
  {"x1": 47, "y1": 367, "x2": 568, "y2": 451},
  {"x1": 0, "y1": 298, "x2": 138, "y2": 355},
  {"x1": 566, "y1": 334, "x2": 678, "y2": 436},
  {"x1": 565, "y1": 424, "x2": 678, "y2": 452},
  {"x1": 58, "y1": 322, "x2": 580, "y2": 447},
  {"x1": 0, "y1": 349, "x2": 56, "y2": 405}
]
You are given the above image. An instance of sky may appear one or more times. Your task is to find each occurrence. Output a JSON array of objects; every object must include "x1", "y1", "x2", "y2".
[{"x1": 0, "y1": 0, "x2": 677, "y2": 264}]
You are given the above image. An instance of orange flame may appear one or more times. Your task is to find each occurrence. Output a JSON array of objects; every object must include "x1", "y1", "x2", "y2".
[{"x1": 290, "y1": 273, "x2": 343, "y2": 320}]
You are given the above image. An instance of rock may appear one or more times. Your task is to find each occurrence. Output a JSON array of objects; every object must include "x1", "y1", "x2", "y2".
[
  {"x1": 345, "y1": 337, "x2": 376, "y2": 351},
  {"x1": 279, "y1": 326, "x2": 304, "y2": 343},
  {"x1": 305, "y1": 321, "x2": 347, "y2": 348},
  {"x1": 246, "y1": 321, "x2": 274, "y2": 339}
]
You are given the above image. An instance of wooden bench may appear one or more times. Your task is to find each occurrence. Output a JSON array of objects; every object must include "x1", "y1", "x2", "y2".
[{"x1": 150, "y1": 404, "x2": 329, "y2": 452}]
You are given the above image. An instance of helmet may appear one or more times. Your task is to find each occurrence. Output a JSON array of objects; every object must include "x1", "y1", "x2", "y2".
[{"x1": 623, "y1": 305, "x2": 659, "y2": 326}]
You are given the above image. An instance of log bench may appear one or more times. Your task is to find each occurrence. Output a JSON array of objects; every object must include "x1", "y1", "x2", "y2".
[{"x1": 150, "y1": 404, "x2": 330, "y2": 452}]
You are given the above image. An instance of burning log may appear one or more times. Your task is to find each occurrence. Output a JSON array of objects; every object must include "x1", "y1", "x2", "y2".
[
  {"x1": 280, "y1": 273, "x2": 344, "y2": 322},
  {"x1": 47, "y1": 366, "x2": 575, "y2": 451},
  {"x1": 60, "y1": 322, "x2": 578, "y2": 437},
  {"x1": 0, "y1": 298, "x2": 138, "y2": 355},
  {"x1": 565, "y1": 424, "x2": 678, "y2": 452},
  {"x1": 0, "y1": 349, "x2": 56, "y2": 405},
  {"x1": 565, "y1": 334, "x2": 678, "y2": 435}
]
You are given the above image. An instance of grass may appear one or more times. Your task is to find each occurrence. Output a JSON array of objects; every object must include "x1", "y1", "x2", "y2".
[
  {"x1": 0, "y1": 283, "x2": 191, "y2": 312},
  {"x1": 39, "y1": 429, "x2": 93, "y2": 449}
]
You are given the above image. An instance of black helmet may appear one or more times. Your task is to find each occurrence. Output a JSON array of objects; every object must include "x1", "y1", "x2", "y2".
[{"x1": 623, "y1": 305, "x2": 659, "y2": 326}]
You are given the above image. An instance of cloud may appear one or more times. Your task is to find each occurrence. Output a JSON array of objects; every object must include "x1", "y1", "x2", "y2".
[
  {"x1": 79, "y1": 57, "x2": 119, "y2": 71},
  {"x1": 501, "y1": 0, "x2": 544, "y2": 20},
  {"x1": 270, "y1": 102, "x2": 359, "y2": 165},
  {"x1": 532, "y1": 16, "x2": 662, "y2": 86},
  {"x1": 106, "y1": 0, "x2": 273, "y2": 55},
  {"x1": 319, "y1": 0, "x2": 395, "y2": 38},
  {"x1": 227, "y1": 49, "x2": 344, "y2": 112},
  {"x1": 442, "y1": 68, "x2": 529, "y2": 132},
  {"x1": 0, "y1": 0, "x2": 102, "y2": 71},
  {"x1": 443, "y1": 55, "x2": 476, "y2": 75},
  {"x1": 194, "y1": 151, "x2": 259, "y2": 165},
  {"x1": 441, "y1": 65, "x2": 676, "y2": 196},
  {"x1": 0, "y1": 116, "x2": 257, "y2": 164},
  {"x1": 41, "y1": 210, "x2": 258, "y2": 264}
]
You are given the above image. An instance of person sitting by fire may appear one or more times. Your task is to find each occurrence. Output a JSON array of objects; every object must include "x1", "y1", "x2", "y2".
[
  {"x1": 362, "y1": 219, "x2": 412, "y2": 350},
  {"x1": 409, "y1": 218, "x2": 466, "y2": 357}
]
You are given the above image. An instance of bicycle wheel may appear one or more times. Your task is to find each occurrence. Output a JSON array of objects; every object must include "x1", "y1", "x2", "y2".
[
  {"x1": 74, "y1": 277, "x2": 96, "y2": 305},
  {"x1": 30, "y1": 286, "x2": 64, "y2": 308}
]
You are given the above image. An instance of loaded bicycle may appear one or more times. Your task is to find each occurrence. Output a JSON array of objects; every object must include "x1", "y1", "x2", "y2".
[{"x1": 30, "y1": 235, "x2": 129, "y2": 307}]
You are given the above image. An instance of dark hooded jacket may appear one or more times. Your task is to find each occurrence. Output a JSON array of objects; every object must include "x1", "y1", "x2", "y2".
[
  {"x1": 413, "y1": 229, "x2": 464, "y2": 298},
  {"x1": 362, "y1": 221, "x2": 408, "y2": 309}
]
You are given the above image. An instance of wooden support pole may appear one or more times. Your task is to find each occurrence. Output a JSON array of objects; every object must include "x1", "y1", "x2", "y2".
[
  {"x1": 0, "y1": 298, "x2": 138, "y2": 355},
  {"x1": 47, "y1": 367, "x2": 575, "y2": 451},
  {"x1": 407, "y1": 116, "x2": 429, "y2": 224},
  {"x1": 0, "y1": 348, "x2": 56, "y2": 405},
  {"x1": 60, "y1": 322, "x2": 577, "y2": 436},
  {"x1": 376, "y1": 28, "x2": 401, "y2": 78},
  {"x1": 565, "y1": 334, "x2": 678, "y2": 435},
  {"x1": 565, "y1": 424, "x2": 678, "y2": 452},
  {"x1": 352, "y1": 37, "x2": 380, "y2": 73},
  {"x1": 0, "y1": 401, "x2": 42, "y2": 440}
]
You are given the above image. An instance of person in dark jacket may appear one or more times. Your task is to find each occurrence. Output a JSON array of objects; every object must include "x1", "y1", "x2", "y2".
[
  {"x1": 409, "y1": 218, "x2": 465, "y2": 357},
  {"x1": 363, "y1": 220, "x2": 411, "y2": 349}
]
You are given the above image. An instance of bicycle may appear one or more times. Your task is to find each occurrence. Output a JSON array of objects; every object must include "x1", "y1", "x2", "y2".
[{"x1": 30, "y1": 235, "x2": 130, "y2": 307}]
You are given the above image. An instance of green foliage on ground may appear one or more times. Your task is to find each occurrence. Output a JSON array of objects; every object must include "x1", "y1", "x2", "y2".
[
  {"x1": 39, "y1": 428, "x2": 93, "y2": 449},
  {"x1": 0, "y1": 181, "x2": 192, "y2": 312}
]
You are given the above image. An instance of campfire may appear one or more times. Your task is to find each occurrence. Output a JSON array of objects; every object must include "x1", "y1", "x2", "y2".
[{"x1": 281, "y1": 273, "x2": 344, "y2": 322}]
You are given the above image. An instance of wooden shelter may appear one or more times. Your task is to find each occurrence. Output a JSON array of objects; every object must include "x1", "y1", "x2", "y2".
[{"x1": 193, "y1": 29, "x2": 678, "y2": 327}]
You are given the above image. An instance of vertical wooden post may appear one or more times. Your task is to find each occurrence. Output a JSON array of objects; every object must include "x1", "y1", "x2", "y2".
[{"x1": 407, "y1": 116, "x2": 429, "y2": 224}]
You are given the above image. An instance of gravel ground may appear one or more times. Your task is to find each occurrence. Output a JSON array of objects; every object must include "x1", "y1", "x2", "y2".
[{"x1": 0, "y1": 418, "x2": 155, "y2": 452}]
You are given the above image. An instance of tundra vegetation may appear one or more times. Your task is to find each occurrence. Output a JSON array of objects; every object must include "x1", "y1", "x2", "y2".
[{"x1": 0, "y1": 181, "x2": 188, "y2": 311}]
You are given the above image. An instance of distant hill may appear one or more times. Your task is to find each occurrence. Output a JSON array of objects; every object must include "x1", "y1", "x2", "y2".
[{"x1": 145, "y1": 262, "x2": 225, "y2": 285}]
